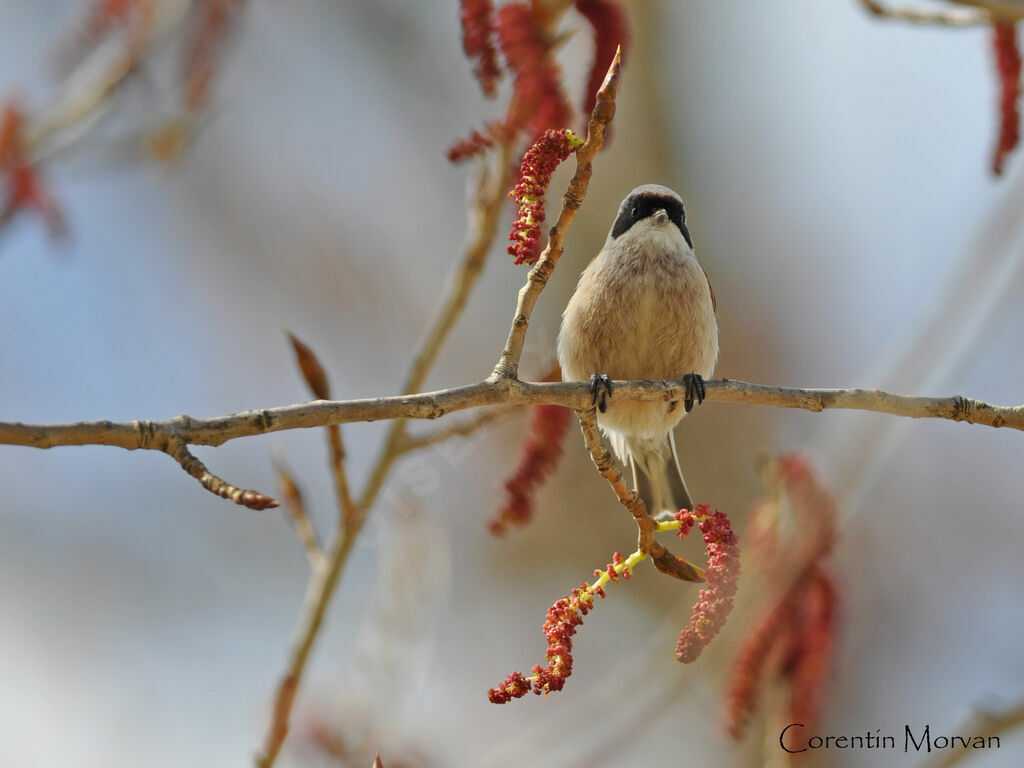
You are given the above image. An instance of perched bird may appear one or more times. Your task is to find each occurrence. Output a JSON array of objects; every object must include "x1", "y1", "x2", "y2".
[{"x1": 557, "y1": 184, "x2": 718, "y2": 516}]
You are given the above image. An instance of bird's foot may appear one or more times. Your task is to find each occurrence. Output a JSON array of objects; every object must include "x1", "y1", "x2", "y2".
[
  {"x1": 682, "y1": 373, "x2": 706, "y2": 413},
  {"x1": 589, "y1": 374, "x2": 613, "y2": 414}
]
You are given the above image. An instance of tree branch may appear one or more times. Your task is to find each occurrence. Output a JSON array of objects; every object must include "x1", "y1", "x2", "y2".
[
  {"x1": 164, "y1": 437, "x2": 279, "y2": 510},
  {"x1": 861, "y1": 0, "x2": 1024, "y2": 24},
  {"x1": 2, "y1": 379, "x2": 1020, "y2": 457},
  {"x1": 576, "y1": 407, "x2": 705, "y2": 582},
  {"x1": 923, "y1": 696, "x2": 1024, "y2": 768},
  {"x1": 859, "y1": 0, "x2": 988, "y2": 26},
  {"x1": 275, "y1": 461, "x2": 326, "y2": 572},
  {"x1": 490, "y1": 47, "x2": 621, "y2": 381},
  {"x1": 399, "y1": 405, "x2": 518, "y2": 454}
]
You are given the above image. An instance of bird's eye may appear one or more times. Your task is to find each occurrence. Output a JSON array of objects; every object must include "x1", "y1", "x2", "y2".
[{"x1": 630, "y1": 207, "x2": 638, "y2": 218}]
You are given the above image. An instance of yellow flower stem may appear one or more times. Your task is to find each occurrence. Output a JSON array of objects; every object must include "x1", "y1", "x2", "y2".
[
  {"x1": 586, "y1": 547, "x2": 647, "y2": 598},
  {"x1": 655, "y1": 508, "x2": 711, "y2": 534},
  {"x1": 524, "y1": 547, "x2": 649, "y2": 684}
]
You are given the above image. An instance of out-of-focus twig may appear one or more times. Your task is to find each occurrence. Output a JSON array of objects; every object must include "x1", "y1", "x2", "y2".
[
  {"x1": 490, "y1": 47, "x2": 621, "y2": 381},
  {"x1": 2, "y1": 379, "x2": 1020, "y2": 454},
  {"x1": 164, "y1": 436, "x2": 279, "y2": 509},
  {"x1": 859, "y1": 0, "x2": 988, "y2": 26},
  {"x1": 576, "y1": 408, "x2": 704, "y2": 582},
  {"x1": 275, "y1": 461, "x2": 325, "y2": 572},
  {"x1": 399, "y1": 405, "x2": 518, "y2": 454},
  {"x1": 923, "y1": 697, "x2": 1024, "y2": 768}
]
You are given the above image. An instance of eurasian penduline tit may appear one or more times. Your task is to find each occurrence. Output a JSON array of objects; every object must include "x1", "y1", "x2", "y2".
[{"x1": 557, "y1": 184, "x2": 718, "y2": 517}]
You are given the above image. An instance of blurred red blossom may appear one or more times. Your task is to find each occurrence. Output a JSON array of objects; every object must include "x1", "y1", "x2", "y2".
[
  {"x1": 507, "y1": 128, "x2": 583, "y2": 264},
  {"x1": 673, "y1": 505, "x2": 741, "y2": 664},
  {"x1": 445, "y1": 128, "x2": 496, "y2": 163},
  {"x1": 574, "y1": 0, "x2": 628, "y2": 124},
  {"x1": 490, "y1": 364, "x2": 571, "y2": 535},
  {"x1": 495, "y1": 2, "x2": 572, "y2": 143},
  {"x1": 724, "y1": 454, "x2": 839, "y2": 741},
  {"x1": 0, "y1": 104, "x2": 66, "y2": 240},
  {"x1": 63, "y1": 0, "x2": 156, "y2": 66},
  {"x1": 459, "y1": 0, "x2": 502, "y2": 98},
  {"x1": 183, "y1": 0, "x2": 247, "y2": 113},
  {"x1": 992, "y1": 21, "x2": 1021, "y2": 175}
]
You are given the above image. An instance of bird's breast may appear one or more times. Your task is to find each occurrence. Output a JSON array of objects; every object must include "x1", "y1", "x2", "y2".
[{"x1": 558, "y1": 238, "x2": 719, "y2": 388}]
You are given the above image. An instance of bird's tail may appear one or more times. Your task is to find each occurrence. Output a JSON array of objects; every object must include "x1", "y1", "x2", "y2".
[{"x1": 613, "y1": 430, "x2": 694, "y2": 517}]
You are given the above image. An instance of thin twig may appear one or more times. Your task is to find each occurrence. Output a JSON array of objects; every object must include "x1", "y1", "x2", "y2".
[
  {"x1": 949, "y1": 0, "x2": 1024, "y2": 23},
  {"x1": 575, "y1": 408, "x2": 647, "y2": 526},
  {"x1": 399, "y1": 405, "x2": 518, "y2": 454},
  {"x1": 575, "y1": 408, "x2": 704, "y2": 581},
  {"x1": 256, "y1": 148, "x2": 514, "y2": 768},
  {"x1": 859, "y1": 0, "x2": 988, "y2": 26},
  {"x1": 3, "y1": 379, "x2": 1020, "y2": 456},
  {"x1": 164, "y1": 437, "x2": 278, "y2": 509},
  {"x1": 490, "y1": 47, "x2": 622, "y2": 381},
  {"x1": 923, "y1": 697, "x2": 1024, "y2": 768},
  {"x1": 327, "y1": 423, "x2": 358, "y2": 535},
  {"x1": 357, "y1": 146, "x2": 513, "y2": 516},
  {"x1": 275, "y1": 461, "x2": 325, "y2": 572}
]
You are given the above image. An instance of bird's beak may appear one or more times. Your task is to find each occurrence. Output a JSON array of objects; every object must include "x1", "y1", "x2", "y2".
[{"x1": 653, "y1": 208, "x2": 669, "y2": 225}]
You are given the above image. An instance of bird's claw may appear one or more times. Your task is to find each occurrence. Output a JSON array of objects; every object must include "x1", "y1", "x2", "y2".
[
  {"x1": 589, "y1": 374, "x2": 613, "y2": 414},
  {"x1": 682, "y1": 373, "x2": 706, "y2": 413}
]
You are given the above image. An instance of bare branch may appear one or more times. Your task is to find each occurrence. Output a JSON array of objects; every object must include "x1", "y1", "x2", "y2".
[
  {"x1": 923, "y1": 696, "x2": 1024, "y2": 768},
  {"x1": 3, "y1": 379, "x2": 1021, "y2": 457},
  {"x1": 164, "y1": 437, "x2": 279, "y2": 510},
  {"x1": 862, "y1": 0, "x2": 1024, "y2": 24},
  {"x1": 275, "y1": 461, "x2": 325, "y2": 572},
  {"x1": 575, "y1": 407, "x2": 647, "y2": 526},
  {"x1": 285, "y1": 330, "x2": 359, "y2": 537},
  {"x1": 490, "y1": 47, "x2": 621, "y2": 381},
  {"x1": 859, "y1": 0, "x2": 988, "y2": 26},
  {"x1": 949, "y1": 0, "x2": 1024, "y2": 23},
  {"x1": 399, "y1": 404, "x2": 518, "y2": 454},
  {"x1": 256, "y1": 529, "x2": 356, "y2": 768},
  {"x1": 575, "y1": 408, "x2": 704, "y2": 581}
]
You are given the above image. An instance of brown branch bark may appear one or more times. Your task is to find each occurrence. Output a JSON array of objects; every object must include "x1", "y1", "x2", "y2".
[
  {"x1": 253, "y1": 152, "x2": 515, "y2": 768},
  {"x1": 863, "y1": 0, "x2": 1024, "y2": 24},
  {"x1": 490, "y1": 48, "x2": 621, "y2": 381},
  {"x1": 399, "y1": 405, "x2": 517, "y2": 454},
  {"x1": 275, "y1": 461, "x2": 325, "y2": 572},
  {"x1": 3, "y1": 379, "x2": 1020, "y2": 456},
  {"x1": 923, "y1": 697, "x2": 1024, "y2": 768},
  {"x1": 576, "y1": 408, "x2": 706, "y2": 583},
  {"x1": 164, "y1": 437, "x2": 279, "y2": 510},
  {"x1": 859, "y1": 0, "x2": 988, "y2": 25}
]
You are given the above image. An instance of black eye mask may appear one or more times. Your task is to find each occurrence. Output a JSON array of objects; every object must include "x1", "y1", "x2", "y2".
[{"x1": 610, "y1": 192, "x2": 693, "y2": 249}]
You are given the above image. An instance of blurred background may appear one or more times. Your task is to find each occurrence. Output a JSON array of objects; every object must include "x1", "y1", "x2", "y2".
[{"x1": 2, "y1": 1, "x2": 1024, "y2": 766}]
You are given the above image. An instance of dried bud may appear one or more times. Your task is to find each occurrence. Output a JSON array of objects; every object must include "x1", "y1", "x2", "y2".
[{"x1": 287, "y1": 331, "x2": 332, "y2": 401}]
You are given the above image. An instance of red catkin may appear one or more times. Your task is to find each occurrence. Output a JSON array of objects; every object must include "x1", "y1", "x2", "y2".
[{"x1": 992, "y1": 21, "x2": 1022, "y2": 175}]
